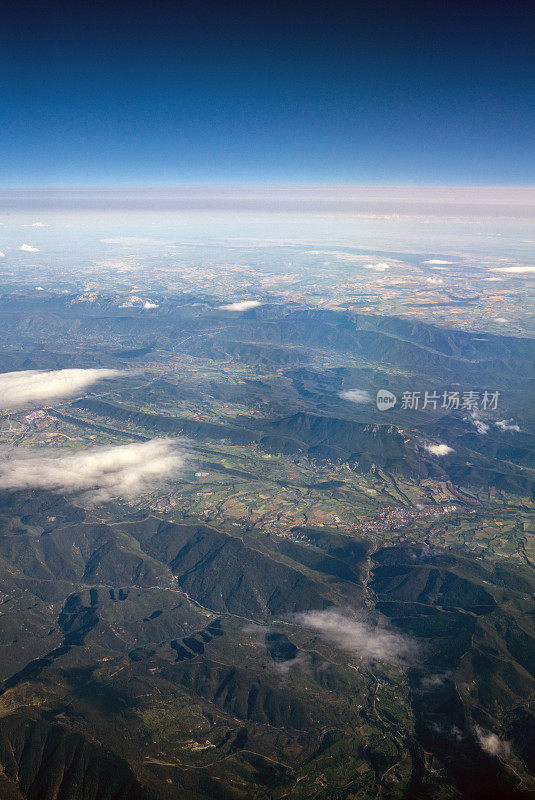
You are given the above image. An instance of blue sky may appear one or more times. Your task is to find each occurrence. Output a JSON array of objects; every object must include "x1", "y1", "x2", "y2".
[{"x1": 1, "y1": 0, "x2": 534, "y2": 186}]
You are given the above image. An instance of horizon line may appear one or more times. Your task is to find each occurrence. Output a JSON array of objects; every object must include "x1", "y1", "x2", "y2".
[
  {"x1": 1, "y1": 183, "x2": 535, "y2": 190},
  {"x1": 1, "y1": 185, "x2": 534, "y2": 218}
]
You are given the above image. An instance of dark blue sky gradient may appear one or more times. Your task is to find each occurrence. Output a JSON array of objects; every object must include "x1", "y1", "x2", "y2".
[{"x1": 1, "y1": 0, "x2": 534, "y2": 185}]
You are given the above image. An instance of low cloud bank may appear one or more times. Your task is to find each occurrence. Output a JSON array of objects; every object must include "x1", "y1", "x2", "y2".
[
  {"x1": 0, "y1": 438, "x2": 187, "y2": 502},
  {"x1": 219, "y1": 300, "x2": 261, "y2": 311},
  {"x1": 293, "y1": 609, "x2": 417, "y2": 664},
  {"x1": 424, "y1": 442, "x2": 454, "y2": 456},
  {"x1": 490, "y1": 266, "x2": 535, "y2": 274},
  {"x1": 0, "y1": 368, "x2": 122, "y2": 410},
  {"x1": 339, "y1": 389, "x2": 372, "y2": 404}
]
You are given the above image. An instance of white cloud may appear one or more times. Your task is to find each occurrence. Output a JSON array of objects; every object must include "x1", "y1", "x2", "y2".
[
  {"x1": 426, "y1": 277, "x2": 444, "y2": 285},
  {"x1": 35, "y1": 286, "x2": 44, "y2": 291},
  {"x1": 100, "y1": 237, "x2": 173, "y2": 245},
  {"x1": 451, "y1": 725, "x2": 465, "y2": 742},
  {"x1": 307, "y1": 252, "x2": 402, "y2": 267},
  {"x1": 243, "y1": 623, "x2": 311, "y2": 675},
  {"x1": 424, "y1": 259, "x2": 453, "y2": 264},
  {"x1": 0, "y1": 439, "x2": 187, "y2": 503},
  {"x1": 316, "y1": 251, "x2": 364, "y2": 262},
  {"x1": 421, "y1": 671, "x2": 453, "y2": 689},
  {"x1": 219, "y1": 300, "x2": 261, "y2": 311},
  {"x1": 494, "y1": 317, "x2": 508, "y2": 323},
  {"x1": 30, "y1": 221, "x2": 49, "y2": 227},
  {"x1": 495, "y1": 419, "x2": 521, "y2": 432},
  {"x1": 484, "y1": 277, "x2": 503, "y2": 281},
  {"x1": 272, "y1": 651, "x2": 311, "y2": 676},
  {"x1": 469, "y1": 411, "x2": 490, "y2": 434},
  {"x1": 363, "y1": 262, "x2": 390, "y2": 272},
  {"x1": 424, "y1": 442, "x2": 454, "y2": 456},
  {"x1": 0, "y1": 368, "x2": 122, "y2": 410},
  {"x1": 143, "y1": 301, "x2": 159, "y2": 309},
  {"x1": 339, "y1": 389, "x2": 372, "y2": 404},
  {"x1": 20, "y1": 244, "x2": 39, "y2": 252},
  {"x1": 474, "y1": 727, "x2": 511, "y2": 758},
  {"x1": 490, "y1": 266, "x2": 535, "y2": 274},
  {"x1": 292, "y1": 609, "x2": 417, "y2": 664},
  {"x1": 472, "y1": 419, "x2": 489, "y2": 434},
  {"x1": 0, "y1": 251, "x2": 5, "y2": 258}
]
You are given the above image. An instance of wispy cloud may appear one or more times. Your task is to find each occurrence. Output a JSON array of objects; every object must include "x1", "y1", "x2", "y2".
[
  {"x1": 292, "y1": 609, "x2": 417, "y2": 664},
  {"x1": 0, "y1": 368, "x2": 122, "y2": 410},
  {"x1": 243, "y1": 623, "x2": 312, "y2": 675},
  {"x1": 424, "y1": 442, "x2": 454, "y2": 456},
  {"x1": 471, "y1": 419, "x2": 489, "y2": 434},
  {"x1": 219, "y1": 300, "x2": 261, "y2": 311},
  {"x1": 100, "y1": 236, "x2": 173, "y2": 245},
  {"x1": 30, "y1": 221, "x2": 49, "y2": 227},
  {"x1": 20, "y1": 244, "x2": 39, "y2": 252},
  {"x1": 474, "y1": 726, "x2": 511, "y2": 758},
  {"x1": 468, "y1": 410, "x2": 489, "y2": 434},
  {"x1": 339, "y1": 389, "x2": 372, "y2": 403},
  {"x1": 306, "y1": 251, "x2": 402, "y2": 267},
  {"x1": 363, "y1": 262, "x2": 390, "y2": 272},
  {"x1": 495, "y1": 419, "x2": 521, "y2": 432},
  {"x1": 0, "y1": 439, "x2": 187, "y2": 503},
  {"x1": 272, "y1": 651, "x2": 311, "y2": 675},
  {"x1": 424, "y1": 259, "x2": 453, "y2": 265},
  {"x1": 420, "y1": 670, "x2": 453, "y2": 689}
]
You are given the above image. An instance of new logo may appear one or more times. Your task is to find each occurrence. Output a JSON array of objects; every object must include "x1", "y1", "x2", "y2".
[{"x1": 376, "y1": 389, "x2": 397, "y2": 411}]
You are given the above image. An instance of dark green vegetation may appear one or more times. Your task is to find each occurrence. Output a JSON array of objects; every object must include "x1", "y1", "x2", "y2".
[{"x1": 0, "y1": 293, "x2": 534, "y2": 799}]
